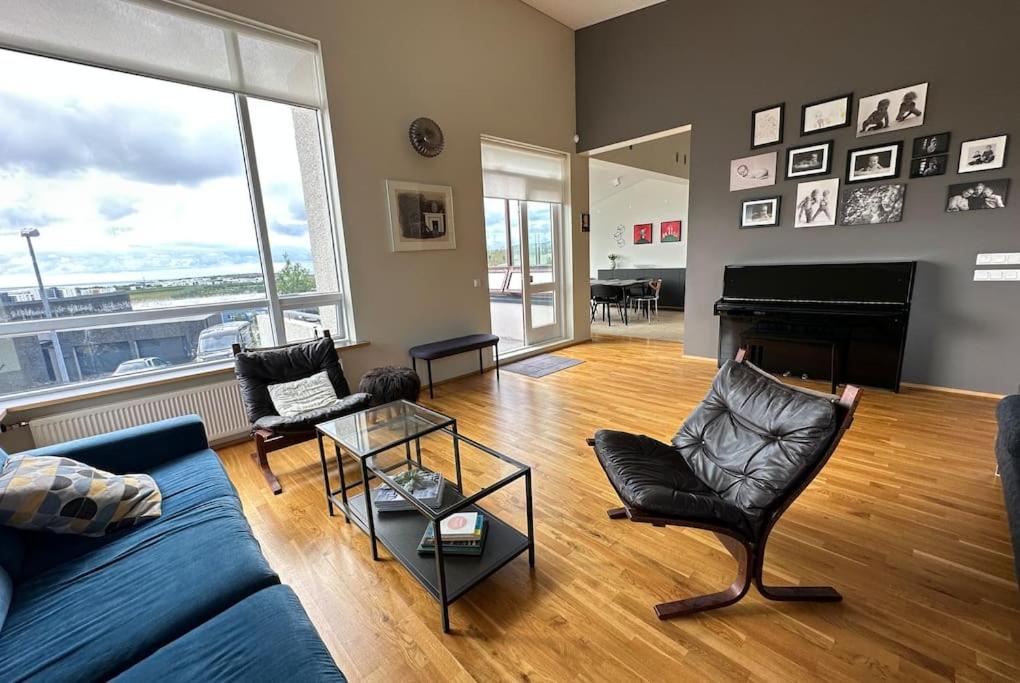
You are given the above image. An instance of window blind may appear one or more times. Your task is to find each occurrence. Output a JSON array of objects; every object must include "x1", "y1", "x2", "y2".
[
  {"x1": 0, "y1": 0, "x2": 323, "y2": 108},
  {"x1": 481, "y1": 140, "x2": 567, "y2": 204}
]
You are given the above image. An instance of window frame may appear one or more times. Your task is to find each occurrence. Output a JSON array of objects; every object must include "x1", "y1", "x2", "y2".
[{"x1": 0, "y1": 44, "x2": 355, "y2": 401}]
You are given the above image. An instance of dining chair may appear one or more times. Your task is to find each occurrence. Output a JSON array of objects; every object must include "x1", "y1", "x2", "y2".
[
  {"x1": 632, "y1": 279, "x2": 663, "y2": 321},
  {"x1": 590, "y1": 284, "x2": 625, "y2": 326}
]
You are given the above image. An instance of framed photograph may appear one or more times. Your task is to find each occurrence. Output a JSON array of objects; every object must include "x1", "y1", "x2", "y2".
[
  {"x1": 751, "y1": 103, "x2": 784, "y2": 149},
  {"x1": 786, "y1": 140, "x2": 833, "y2": 179},
  {"x1": 838, "y1": 183, "x2": 906, "y2": 225},
  {"x1": 946, "y1": 178, "x2": 1009, "y2": 212},
  {"x1": 910, "y1": 154, "x2": 948, "y2": 178},
  {"x1": 740, "y1": 197, "x2": 781, "y2": 228},
  {"x1": 660, "y1": 220, "x2": 682, "y2": 242},
  {"x1": 729, "y1": 151, "x2": 777, "y2": 191},
  {"x1": 958, "y1": 134, "x2": 1008, "y2": 173},
  {"x1": 857, "y1": 82, "x2": 928, "y2": 137},
  {"x1": 846, "y1": 141, "x2": 903, "y2": 184},
  {"x1": 912, "y1": 132, "x2": 950, "y2": 157},
  {"x1": 800, "y1": 93, "x2": 852, "y2": 135},
  {"x1": 794, "y1": 178, "x2": 839, "y2": 228},
  {"x1": 385, "y1": 180, "x2": 456, "y2": 252},
  {"x1": 633, "y1": 223, "x2": 653, "y2": 244}
]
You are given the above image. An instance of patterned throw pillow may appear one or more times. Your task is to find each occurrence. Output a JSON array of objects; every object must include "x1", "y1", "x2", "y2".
[
  {"x1": 267, "y1": 371, "x2": 338, "y2": 417},
  {"x1": 0, "y1": 456, "x2": 161, "y2": 537}
]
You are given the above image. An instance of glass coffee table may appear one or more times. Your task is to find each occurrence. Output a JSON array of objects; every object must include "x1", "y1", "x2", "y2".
[{"x1": 315, "y1": 400, "x2": 534, "y2": 632}]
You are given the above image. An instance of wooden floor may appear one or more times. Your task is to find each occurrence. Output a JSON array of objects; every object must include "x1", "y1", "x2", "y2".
[{"x1": 218, "y1": 336, "x2": 1017, "y2": 682}]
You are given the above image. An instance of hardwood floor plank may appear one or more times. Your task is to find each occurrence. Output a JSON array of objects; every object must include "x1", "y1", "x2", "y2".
[{"x1": 217, "y1": 337, "x2": 1017, "y2": 681}]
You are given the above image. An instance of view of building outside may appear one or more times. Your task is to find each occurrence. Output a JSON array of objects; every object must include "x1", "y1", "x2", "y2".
[{"x1": 0, "y1": 48, "x2": 343, "y2": 396}]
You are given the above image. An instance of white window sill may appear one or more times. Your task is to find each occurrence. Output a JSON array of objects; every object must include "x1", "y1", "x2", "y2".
[{"x1": 0, "y1": 339, "x2": 370, "y2": 424}]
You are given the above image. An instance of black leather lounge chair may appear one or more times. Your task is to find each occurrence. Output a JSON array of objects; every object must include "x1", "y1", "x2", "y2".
[
  {"x1": 233, "y1": 331, "x2": 371, "y2": 494},
  {"x1": 587, "y1": 348, "x2": 861, "y2": 618}
]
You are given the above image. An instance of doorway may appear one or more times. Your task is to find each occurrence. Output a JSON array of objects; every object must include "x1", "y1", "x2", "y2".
[
  {"x1": 482, "y1": 138, "x2": 568, "y2": 353},
  {"x1": 586, "y1": 126, "x2": 691, "y2": 345}
]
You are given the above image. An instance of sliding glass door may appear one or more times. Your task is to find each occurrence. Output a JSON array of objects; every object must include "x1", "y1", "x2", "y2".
[{"x1": 484, "y1": 198, "x2": 564, "y2": 351}]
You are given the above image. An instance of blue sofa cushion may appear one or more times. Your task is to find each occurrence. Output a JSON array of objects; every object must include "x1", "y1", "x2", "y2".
[
  {"x1": 112, "y1": 585, "x2": 345, "y2": 683},
  {"x1": 0, "y1": 498, "x2": 279, "y2": 681},
  {"x1": 21, "y1": 448, "x2": 238, "y2": 577},
  {"x1": 0, "y1": 564, "x2": 10, "y2": 634}
]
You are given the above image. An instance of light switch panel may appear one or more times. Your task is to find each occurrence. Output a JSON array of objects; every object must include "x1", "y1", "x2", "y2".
[{"x1": 976, "y1": 252, "x2": 1020, "y2": 265}]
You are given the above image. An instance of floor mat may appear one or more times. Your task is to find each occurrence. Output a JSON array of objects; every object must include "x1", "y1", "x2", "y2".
[{"x1": 503, "y1": 355, "x2": 583, "y2": 378}]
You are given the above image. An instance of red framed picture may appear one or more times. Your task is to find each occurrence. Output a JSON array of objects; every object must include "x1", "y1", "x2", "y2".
[
  {"x1": 633, "y1": 223, "x2": 652, "y2": 244},
  {"x1": 660, "y1": 220, "x2": 682, "y2": 242}
]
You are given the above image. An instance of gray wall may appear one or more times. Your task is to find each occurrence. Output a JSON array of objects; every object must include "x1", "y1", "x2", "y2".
[{"x1": 576, "y1": 0, "x2": 1020, "y2": 394}]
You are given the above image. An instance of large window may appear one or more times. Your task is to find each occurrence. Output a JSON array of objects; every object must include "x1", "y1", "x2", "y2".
[{"x1": 0, "y1": 45, "x2": 346, "y2": 397}]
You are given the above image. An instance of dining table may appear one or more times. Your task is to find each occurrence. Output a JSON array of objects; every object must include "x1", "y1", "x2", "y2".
[{"x1": 590, "y1": 278, "x2": 651, "y2": 325}]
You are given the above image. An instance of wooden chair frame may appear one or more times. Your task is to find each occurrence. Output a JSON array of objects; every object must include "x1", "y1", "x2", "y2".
[
  {"x1": 233, "y1": 329, "x2": 332, "y2": 495},
  {"x1": 587, "y1": 348, "x2": 861, "y2": 618}
]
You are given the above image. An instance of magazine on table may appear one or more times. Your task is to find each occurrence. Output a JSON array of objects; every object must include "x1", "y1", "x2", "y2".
[{"x1": 373, "y1": 470, "x2": 444, "y2": 511}]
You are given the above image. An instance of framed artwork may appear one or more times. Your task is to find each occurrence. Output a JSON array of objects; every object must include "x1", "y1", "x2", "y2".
[
  {"x1": 800, "y1": 93, "x2": 852, "y2": 135},
  {"x1": 729, "y1": 151, "x2": 777, "y2": 191},
  {"x1": 740, "y1": 197, "x2": 781, "y2": 228},
  {"x1": 910, "y1": 155, "x2": 948, "y2": 178},
  {"x1": 946, "y1": 178, "x2": 1009, "y2": 212},
  {"x1": 846, "y1": 141, "x2": 903, "y2": 184},
  {"x1": 912, "y1": 132, "x2": 950, "y2": 157},
  {"x1": 633, "y1": 223, "x2": 653, "y2": 244},
  {"x1": 838, "y1": 183, "x2": 906, "y2": 225},
  {"x1": 856, "y1": 82, "x2": 928, "y2": 137},
  {"x1": 794, "y1": 177, "x2": 839, "y2": 228},
  {"x1": 580, "y1": 212, "x2": 590, "y2": 232},
  {"x1": 660, "y1": 220, "x2": 682, "y2": 242},
  {"x1": 958, "y1": 134, "x2": 1008, "y2": 173},
  {"x1": 786, "y1": 140, "x2": 833, "y2": 179},
  {"x1": 751, "y1": 103, "x2": 784, "y2": 148},
  {"x1": 385, "y1": 180, "x2": 456, "y2": 252}
]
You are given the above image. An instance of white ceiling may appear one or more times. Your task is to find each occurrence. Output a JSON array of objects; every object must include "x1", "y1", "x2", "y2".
[
  {"x1": 519, "y1": 0, "x2": 666, "y2": 29},
  {"x1": 589, "y1": 158, "x2": 686, "y2": 204}
]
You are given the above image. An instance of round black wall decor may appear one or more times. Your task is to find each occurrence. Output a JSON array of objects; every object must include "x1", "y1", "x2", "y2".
[{"x1": 409, "y1": 117, "x2": 444, "y2": 157}]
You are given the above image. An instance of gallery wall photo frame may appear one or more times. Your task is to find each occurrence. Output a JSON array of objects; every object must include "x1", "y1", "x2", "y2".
[
  {"x1": 660, "y1": 220, "x2": 682, "y2": 242},
  {"x1": 912, "y1": 132, "x2": 951, "y2": 158},
  {"x1": 729, "y1": 151, "x2": 777, "y2": 191},
  {"x1": 845, "y1": 141, "x2": 903, "y2": 184},
  {"x1": 800, "y1": 93, "x2": 852, "y2": 136},
  {"x1": 794, "y1": 177, "x2": 839, "y2": 228},
  {"x1": 857, "y1": 82, "x2": 928, "y2": 137},
  {"x1": 838, "y1": 183, "x2": 907, "y2": 226},
  {"x1": 751, "y1": 103, "x2": 784, "y2": 149},
  {"x1": 633, "y1": 223, "x2": 653, "y2": 244},
  {"x1": 910, "y1": 154, "x2": 948, "y2": 178},
  {"x1": 385, "y1": 180, "x2": 456, "y2": 252},
  {"x1": 740, "y1": 196, "x2": 781, "y2": 228},
  {"x1": 958, "y1": 134, "x2": 1008, "y2": 174},
  {"x1": 785, "y1": 140, "x2": 834, "y2": 180},
  {"x1": 946, "y1": 178, "x2": 1010, "y2": 212}
]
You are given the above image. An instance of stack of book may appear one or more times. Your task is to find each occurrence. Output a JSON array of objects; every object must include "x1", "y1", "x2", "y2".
[
  {"x1": 373, "y1": 470, "x2": 444, "y2": 512},
  {"x1": 417, "y1": 512, "x2": 487, "y2": 556}
]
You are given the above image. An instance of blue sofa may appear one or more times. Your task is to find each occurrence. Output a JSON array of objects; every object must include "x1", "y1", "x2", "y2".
[
  {"x1": 997, "y1": 391, "x2": 1020, "y2": 588},
  {"x1": 0, "y1": 416, "x2": 345, "y2": 682}
]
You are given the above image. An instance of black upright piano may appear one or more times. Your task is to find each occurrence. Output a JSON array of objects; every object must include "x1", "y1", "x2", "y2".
[{"x1": 714, "y1": 261, "x2": 916, "y2": 392}]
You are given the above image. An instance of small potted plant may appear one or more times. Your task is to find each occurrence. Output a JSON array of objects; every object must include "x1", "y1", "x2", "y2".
[{"x1": 607, "y1": 253, "x2": 620, "y2": 271}]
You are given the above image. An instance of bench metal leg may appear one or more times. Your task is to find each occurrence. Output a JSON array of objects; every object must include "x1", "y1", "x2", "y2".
[
  {"x1": 478, "y1": 348, "x2": 484, "y2": 375},
  {"x1": 427, "y1": 360, "x2": 434, "y2": 399},
  {"x1": 494, "y1": 344, "x2": 500, "y2": 382}
]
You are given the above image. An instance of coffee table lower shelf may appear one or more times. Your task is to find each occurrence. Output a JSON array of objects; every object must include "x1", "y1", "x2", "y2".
[{"x1": 339, "y1": 483, "x2": 531, "y2": 623}]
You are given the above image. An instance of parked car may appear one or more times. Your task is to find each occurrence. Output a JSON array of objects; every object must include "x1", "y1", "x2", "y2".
[
  {"x1": 113, "y1": 357, "x2": 173, "y2": 376},
  {"x1": 196, "y1": 320, "x2": 259, "y2": 362}
]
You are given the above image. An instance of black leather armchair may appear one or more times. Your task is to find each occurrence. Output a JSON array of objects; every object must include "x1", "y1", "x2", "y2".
[
  {"x1": 233, "y1": 331, "x2": 371, "y2": 494},
  {"x1": 588, "y1": 349, "x2": 861, "y2": 618},
  {"x1": 996, "y1": 389, "x2": 1020, "y2": 587}
]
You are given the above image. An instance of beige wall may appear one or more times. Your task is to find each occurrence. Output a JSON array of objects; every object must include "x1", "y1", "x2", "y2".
[{"x1": 200, "y1": 0, "x2": 590, "y2": 384}]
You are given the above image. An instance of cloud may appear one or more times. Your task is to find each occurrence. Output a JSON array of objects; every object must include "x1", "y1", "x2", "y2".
[
  {"x1": 97, "y1": 197, "x2": 138, "y2": 221},
  {"x1": 0, "y1": 206, "x2": 58, "y2": 230},
  {"x1": 288, "y1": 196, "x2": 307, "y2": 222},
  {"x1": 0, "y1": 92, "x2": 244, "y2": 186},
  {"x1": 269, "y1": 220, "x2": 306, "y2": 238}
]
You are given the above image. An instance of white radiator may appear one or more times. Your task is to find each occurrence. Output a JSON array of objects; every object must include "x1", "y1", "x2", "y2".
[{"x1": 29, "y1": 380, "x2": 250, "y2": 448}]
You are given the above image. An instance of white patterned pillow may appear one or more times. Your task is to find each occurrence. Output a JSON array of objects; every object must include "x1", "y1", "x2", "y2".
[{"x1": 267, "y1": 371, "x2": 338, "y2": 417}]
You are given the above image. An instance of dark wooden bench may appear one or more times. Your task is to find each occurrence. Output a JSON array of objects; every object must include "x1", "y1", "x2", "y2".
[{"x1": 409, "y1": 334, "x2": 500, "y2": 398}]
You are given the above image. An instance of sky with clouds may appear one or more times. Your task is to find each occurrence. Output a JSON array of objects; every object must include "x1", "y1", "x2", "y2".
[{"x1": 0, "y1": 48, "x2": 316, "y2": 290}]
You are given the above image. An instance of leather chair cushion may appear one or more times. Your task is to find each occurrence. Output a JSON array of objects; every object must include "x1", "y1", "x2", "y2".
[
  {"x1": 254, "y1": 393, "x2": 372, "y2": 434},
  {"x1": 234, "y1": 338, "x2": 353, "y2": 425},
  {"x1": 593, "y1": 430, "x2": 753, "y2": 538},
  {"x1": 672, "y1": 360, "x2": 838, "y2": 532}
]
